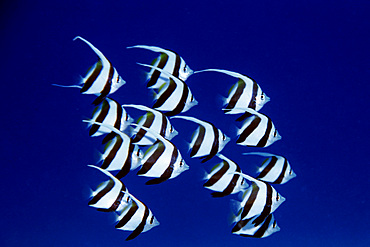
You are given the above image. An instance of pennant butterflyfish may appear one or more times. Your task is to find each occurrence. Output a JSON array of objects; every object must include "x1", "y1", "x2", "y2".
[
  {"x1": 138, "y1": 63, "x2": 198, "y2": 116},
  {"x1": 230, "y1": 172, "x2": 285, "y2": 225},
  {"x1": 203, "y1": 154, "x2": 249, "y2": 197},
  {"x1": 194, "y1": 69, "x2": 269, "y2": 116},
  {"x1": 115, "y1": 190, "x2": 160, "y2": 241},
  {"x1": 53, "y1": 36, "x2": 126, "y2": 105},
  {"x1": 88, "y1": 98, "x2": 132, "y2": 144},
  {"x1": 127, "y1": 45, "x2": 193, "y2": 89},
  {"x1": 122, "y1": 104, "x2": 178, "y2": 146},
  {"x1": 171, "y1": 116, "x2": 230, "y2": 163},
  {"x1": 132, "y1": 123, "x2": 189, "y2": 185},
  {"x1": 232, "y1": 108, "x2": 281, "y2": 148},
  {"x1": 87, "y1": 165, "x2": 132, "y2": 212},
  {"x1": 232, "y1": 214, "x2": 280, "y2": 238},
  {"x1": 83, "y1": 120, "x2": 143, "y2": 179},
  {"x1": 243, "y1": 152, "x2": 296, "y2": 184}
]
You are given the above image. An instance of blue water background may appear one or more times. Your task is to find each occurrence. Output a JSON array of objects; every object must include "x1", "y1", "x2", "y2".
[{"x1": 1, "y1": 0, "x2": 369, "y2": 246}]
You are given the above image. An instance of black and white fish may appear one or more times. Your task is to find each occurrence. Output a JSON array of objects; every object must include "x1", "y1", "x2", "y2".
[
  {"x1": 243, "y1": 152, "x2": 296, "y2": 184},
  {"x1": 127, "y1": 45, "x2": 193, "y2": 89},
  {"x1": 122, "y1": 104, "x2": 178, "y2": 146},
  {"x1": 171, "y1": 116, "x2": 230, "y2": 163},
  {"x1": 203, "y1": 154, "x2": 248, "y2": 197},
  {"x1": 53, "y1": 36, "x2": 126, "y2": 105},
  {"x1": 115, "y1": 189, "x2": 160, "y2": 241},
  {"x1": 133, "y1": 124, "x2": 189, "y2": 185},
  {"x1": 88, "y1": 98, "x2": 132, "y2": 144},
  {"x1": 138, "y1": 63, "x2": 198, "y2": 116},
  {"x1": 231, "y1": 172, "x2": 285, "y2": 225},
  {"x1": 194, "y1": 69, "x2": 269, "y2": 117},
  {"x1": 232, "y1": 214, "x2": 280, "y2": 238},
  {"x1": 87, "y1": 165, "x2": 132, "y2": 212},
  {"x1": 83, "y1": 120, "x2": 142, "y2": 179},
  {"x1": 233, "y1": 108, "x2": 281, "y2": 147}
]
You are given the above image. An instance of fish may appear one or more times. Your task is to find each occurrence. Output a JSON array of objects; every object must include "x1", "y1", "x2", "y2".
[
  {"x1": 232, "y1": 214, "x2": 280, "y2": 238},
  {"x1": 171, "y1": 116, "x2": 230, "y2": 163},
  {"x1": 233, "y1": 108, "x2": 281, "y2": 147},
  {"x1": 203, "y1": 154, "x2": 249, "y2": 197},
  {"x1": 83, "y1": 120, "x2": 142, "y2": 179},
  {"x1": 88, "y1": 98, "x2": 132, "y2": 144},
  {"x1": 138, "y1": 63, "x2": 198, "y2": 116},
  {"x1": 127, "y1": 45, "x2": 193, "y2": 89},
  {"x1": 115, "y1": 189, "x2": 160, "y2": 241},
  {"x1": 53, "y1": 36, "x2": 126, "y2": 105},
  {"x1": 243, "y1": 152, "x2": 296, "y2": 184},
  {"x1": 230, "y1": 172, "x2": 285, "y2": 225},
  {"x1": 87, "y1": 165, "x2": 132, "y2": 212},
  {"x1": 132, "y1": 123, "x2": 189, "y2": 185},
  {"x1": 122, "y1": 104, "x2": 178, "y2": 146},
  {"x1": 194, "y1": 69, "x2": 269, "y2": 118}
]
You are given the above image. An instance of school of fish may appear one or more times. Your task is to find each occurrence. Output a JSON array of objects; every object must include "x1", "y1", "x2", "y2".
[{"x1": 55, "y1": 36, "x2": 296, "y2": 240}]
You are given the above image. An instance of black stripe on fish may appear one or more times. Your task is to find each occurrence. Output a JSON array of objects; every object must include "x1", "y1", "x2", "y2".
[
  {"x1": 201, "y1": 125, "x2": 220, "y2": 163},
  {"x1": 190, "y1": 126, "x2": 206, "y2": 157},
  {"x1": 92, "y1": 64, "x2": 114, "y2": 105},
  {"x1": 248, "y1": 81, "x2": 258, "y2": 110},
  {"x1": 252, "y1": 184, "x2": 273, "y2": 226},
  {"x1": 164, "y1": 80, "x2": 189, "y2": 117},
  {"x1": 115, "y1": 142, "x2": 135, "y2": 179},
  {"x1": 240, "y1": 183, "x2": 260, "y2": 219},
  {"x1": 89, "y1": 100, "x2": 110, "y2": 136},
  {"x1": 237, "y1": 116, "x2": 261, "y2": 144},
  {"x1": 224, "y1": 79, "x2": 245, "y2": 113},
  {"x1": 88, "y1": 179, "x2": 115, "y2": 207},
  {"x1": 159, "y1": 114, "x2": 168, "y2": 137},
  {"x1": 102, "y1": 99, "x2": 124, "y2": 144},
  {"x1": 172, "y1": 54, "x2": 181, "y2": 78},
  {"x1": 256, "y1": 117, "x2": 273, "y2": 147},
  {"x1": 256, "y1": 157, "x2": 278, "y2": 180},
  {"x1": 211, "y1": 164, "x2": 241, "y2": 197},
  {"x1": 115, "y1": 200, "x2": 139, "y2": 229},
  {"x1": 101, "y1": 135, "x2": 123, "y2": 169},
  {"x1": 132, "y1": 113, "x2": 155, "y2": 143},
  {"x1": 203, "y1": 161, "x2": 229, "y2": 187},
  {"x1": 80, "y1": 60, "x2": 103, "y2": 93},
  {"x1": 126, "y1": 205, "x2": 150, "y2": 241},
  {"x1": 145, "y1": 147, "x2": 177, "y2": 185},
  {"x1": 153, "y1": 79, "x2": 177, "y2": 109},
  {"x1": 252, "y1": 214, "x2": 274, "y2": 238},
  {"x1": 137, "y1": 141, "x2": 165, "y2": 175},
  {"x1": 274, "y1": 158, "x2": 288, "y2": 184},
  {"x1": 147, "y1": 53, "x2": 168, "y2": 88}
]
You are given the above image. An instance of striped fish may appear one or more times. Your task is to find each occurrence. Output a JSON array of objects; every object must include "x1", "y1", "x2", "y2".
[
  {"x1": 243, "y1": 152, "x2": 296, "y2": 184},
  {"x1": 115, "y1": 190, "x2": 160, "y2": 241},
  {"x1": 133, "y1": 124, "x2": 189, "y2": 185},
  {"x1": 203, "y1": 154, "x2": 248, "y2": 197},
  {"x1": 122, "y1": 104, "x2": 178, "y2": 146},
  {"x1": 87, "y1": 165, "x2": 132, "y2": 212},
  {"x1": 233, "y1": 108, "x2": 281, "y2": 147},
  {"x1": 88, "y1": 98, "x2": 132, "y2": 144},
  {"x1": 138, "y1": 63, "x2": 198, "y2": 116},
  {"x1": 232, "y1": 214, "x2": 280, "y2": 238},
  {"x1": 127, "y1": 45, "x2": 193, "y2": 89},
  {"x1": 53, "y1": 36, "x2": 125, "y2": 105},
  {"x1": 171, "y1": 116, "x2": 230, "y2": 163},
  {"x1": 194, "y1": 69, "x2": 269, "y2": 119},
  {"x1": 83, "y1": 120, "x2": 142, "y2": 179},
  {"x1": 231, "y1": 172, "x2": 285, "y2": 225}
]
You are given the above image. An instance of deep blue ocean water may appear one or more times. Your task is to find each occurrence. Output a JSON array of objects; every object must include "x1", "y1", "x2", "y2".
[{"x1": 1, "y1": 0, "x2": 369, "y2": 246}]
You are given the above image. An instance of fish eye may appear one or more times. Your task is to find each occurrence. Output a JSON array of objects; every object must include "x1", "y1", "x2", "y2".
[
  {"x1": 289, "y1": 169, "x2": 292, "y2": 175},
  {"x1": 191, "y1": 95, "x2": 194, "y2": 102},
  {"x1": 170, "y1": 125, "x2": 174, "y2": 133},
  {"x1": 261, "y1": 94, "x2": 265, "y2": 99},
  {"x1": 273, "y1": 130, "x2": 277, "y2": 137},
  {"x1": 276, "y1": 194, "x2": 280, "y2": 201},
  {"x1": 241, "y1": 179, "x2": 244, "y2": 185},
  {"x1": 183, "y1": 66, "x2": 187, "y2": 72},
  {"x1": 222, "y1": 134, "x2": 226, "y2": 141},
  {"x1": 273, "y1": 220, "x2": 277, "y2": 228},
  {"x1": 136, "y1": 149, "x2": 140, "y2": 156},
  {"x1": 179, "y1": 160, "x2": 183, "y2": 167},
  {"x1": 125, "y1": 113, "x2": 128, "y2": 121},
  {"x1": 150, "y1": 215, "x2": 154, "y2": 224}
]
